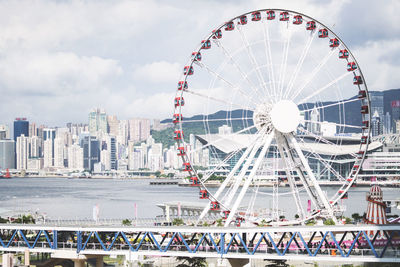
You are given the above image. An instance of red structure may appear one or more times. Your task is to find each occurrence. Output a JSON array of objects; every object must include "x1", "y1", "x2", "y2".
[
  {"x1": 225, "y1": 21, "x2": 235, "y2": 31},
  {"x1": 364, "y1": 184, "x2": 388, "y2": 237}
]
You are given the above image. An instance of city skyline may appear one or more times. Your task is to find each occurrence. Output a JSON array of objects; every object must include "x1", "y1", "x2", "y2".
[{"x1": 0, "y1": 0, "x2": 399, "y2": 126}]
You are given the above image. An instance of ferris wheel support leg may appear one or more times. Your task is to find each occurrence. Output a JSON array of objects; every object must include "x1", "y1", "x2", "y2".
[
  {"x1": 275, "y1": 132, "x2": 306, "y2": 220},
  {"x1": 288, "y1": 134, "x2": 337, "y2": 223},
  {"x1": 196, "y1": 131, "x2": 264, "y2": 223},
  {"x1": 224, "y1": 132, "x2": 274, "y2": 227}
]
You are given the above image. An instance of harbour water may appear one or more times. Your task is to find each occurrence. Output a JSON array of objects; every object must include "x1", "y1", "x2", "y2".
[{"x1": 0, "y1": 177, "x2": 399, "y2": 221}]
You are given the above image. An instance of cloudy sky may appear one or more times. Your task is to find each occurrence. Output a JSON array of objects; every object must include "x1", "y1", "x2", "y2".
[{"x1": 0, "y1": 0, "x2": 399, "y2": 126}]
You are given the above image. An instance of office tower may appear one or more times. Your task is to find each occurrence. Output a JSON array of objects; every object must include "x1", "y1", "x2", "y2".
[
  {"x1": 0, "y1": 125, "x2": 10, "y2": 140},
  {"x1": 101, "y1": 135, "x2": 117, "y2": 170},
  {"x1": 370, "y1": 91, "x2": 384, "y2": 134},
  {"x1": 29, "y1": 122, "x2": 37, "y2": 137},
  {"x1": 392, "y1": 100, "x2": 400, "y2": 133},
  {"x1": 68, "y1": 144, "x2": 84, "y2": 170},
  {"x1": 80, "y1": 135, "x2": 100, "y2": 171},
  {"x1": 128, "y1": 118, "x2": 150, "y2": 143},
  {"x1": 309, "y1": 108, "x2": 320, "y2": 134},
  {"x1": 383, "y1": 112, "x2": 392, "y2": 134},
  {"x1": 371, "y1": 111, "x2": 382, "y2": 136},
  {"x1": 16, "y1": 134, "x2": 29, "y2": 170},
  {"x1": 117, "y1": 120, "x2": 129, "y2": 146},
  {"x1": 89, "y1": 108, "x2": 107, "y2": 135},
  {"x1": 0, "y1": 140, "x2": 15, "y2": 169},
  {"x1": 13, "y1": 118, "x2": 29, "y2": 141}
]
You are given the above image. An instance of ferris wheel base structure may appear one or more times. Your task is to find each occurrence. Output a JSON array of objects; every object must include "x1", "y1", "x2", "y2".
[{"x1": 0, "y1": 224, "x2": 399, "y2": 263}]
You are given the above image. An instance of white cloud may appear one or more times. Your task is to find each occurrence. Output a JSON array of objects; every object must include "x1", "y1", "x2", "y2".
[{"x1": 133, "y1": 61, "x2": 181, "y2": 84}]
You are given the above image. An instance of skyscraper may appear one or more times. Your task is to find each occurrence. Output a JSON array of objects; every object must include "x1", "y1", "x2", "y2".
[
  {"x1": 80, "y1": 135, "x2": 100, "y2": 171},
  {"x1": 16, "y1": 134, "x2": 29, "y2": 170},
  {"x1": 0, "y1": 140, "x2": 15, "y2": 169},
  {"x1": 392, "y1": 100, "x2": 400, "y2": 133},
  {"x1": 371, "y1": 111, "x2": 382, "y2": 136},
  {"x1": 13, "y1": 118, "x2": 29, "y2": 141},
  {"x1": 369, "y1": 91, "x2": 384, "y2": 135},
  {"x1": 89, "y1": 108, "x2": 107, "y2": 135},
  {"x1": 128, "y1": 118, "x2": 150, "y2": 143}
]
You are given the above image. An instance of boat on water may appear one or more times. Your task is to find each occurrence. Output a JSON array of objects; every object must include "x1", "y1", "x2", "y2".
[{"x1": 0, "y1": 168, "x2": 11, "y2": 178}]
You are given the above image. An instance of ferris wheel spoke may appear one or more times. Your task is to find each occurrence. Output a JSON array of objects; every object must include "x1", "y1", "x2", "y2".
[
  {"x1": 290, "y1": 49, "x2": 335, "y2": 101},
  {"x1": 301, "y1": 98, "x2": 360, "y2": 113},
  {"x1": 236, "y1": 25, "x2": 271, "y2": 99},
  {"x1": 275, "y1": 133, "x2": 306, "y2": 220},
  {"x1": 188, "y1": 124, "x2": 258, "y2": 155},
  {"x1": 285, "y1": 30, "x2": 316, "y2": 99},
  {"x1": 297, "y1": 126, "x2": 358, "y2": 158},
  {"x1": 224, "y1": 131, "x2": 275, "y2": 227},
  {"x1": 302, "y1": 119, "x2": 363, "y2": 130},
  {"x1": 195, "y1": 61, "x2": 260, "y2": 106},
  {"x1": 212, "y1": 39, "x2": 266, "y2": 101},
  {"x1": 277, "y1": 23, "x2": 293, "y2": 100},
  {"x1": 180, "y1": 117, "x2": 253, "y2": 124},
  {"x1": 297, "y1": 138, "x2": 346, "y2": 181},
  {"x1": 287, "y1": 134, "x2": 337, "y2": 221},
  {"x1": 297, "y1": 71, "x2": 353, "y2": 104},
  {"x1": 262, "y1": 18, "x2": 277, "y2": 99},
  {"x1": 184, "y1": 89, "x2": 254, "y2": 111},
  {"x1": 196, "y1": 128, "x2": 267, "y2": 222}
]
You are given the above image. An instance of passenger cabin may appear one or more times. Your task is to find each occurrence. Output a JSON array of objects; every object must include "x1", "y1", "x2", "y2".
[
  {"x1": 199, "y1": 189, "x2": 209, "y2": 199},
  {"x1": 177, "y1": 146, "x2": 185, "y2": 156},
  {"x1": 266, "y1": 10, "x2": 275, "y2": 20},
  {"x1": 329, "y1": 38, "x2": 339, "y2": 47},
  {"x1": 174, "y1": 130, "x2": 183, "y2": 140},
  {"x1": 293, "y1": 15, "x2": 303, "y2": 24},
  {"x1": 223, "y1": 210, "x2": 230, "y2": 219},
  {"x1": 183, "y1": 162, "x2": 192, "y2": 172},
  {"x1": 361, "y1": 105, "x2": 369, "y2": 114},
  {"x1": 353, "y1": 76, "x2": 363, "y2": 85},
  {"x1": 201, "y1": 40, "x2": 211, "y2": 49},
  {"x1": 358, "y1": 90, "x2": 366, "y2": 99},
  {"x1": 191, "y1": 52, "x2": 202, "y2": 61},
  {"x1": 361, "y1": 136, "x2": 368, "y2": 144},
  {"x1": 225, "y1": 21, "x2": 235, "y2": 31},
  {"x1": 212, "y1": 29, "x2": 222, "y2": 39},
  {"x1": 177, "y1": 81, "x2": 188, "y2": 90},
  {"x1": 362, "y1": 120, "x2": 369, "y2": 130},
  {"x1": 347, "y1": 62, "x2": 357, "y2": 71},
  {"x1": 341, "y1": 192, "x2": 348, "y2": 199},
  {"x1": 251, "y1": 11, "x2": 261, "y2": 21},
  {"x1": 174, "y1": 97, "x2": 184, "y2": 107},
  {"x1": 318, "y1": 29, "x2": 328, "y2": 38},
  {"x1": 190, "y1": 177, "x2": 199, "y2": 186},
  {"x1": 173, "y1": 114, "x2": 182, "y2": 124},
  {"x1": 279, "y1": 11, "x2": 289, "y2": 21},
  {"x1": 339, "y1": 49, "x2": 349, "y2": 59},
  {"x1": 306, "y1": 21, "x2": 316, "y2": 30},
  {"x1": 239, "y1": 15, "x2": 247, "y2": 25},
  {"x1": 210, "y1": 201, "x2": 220, "y2": 210},
  {"x1": 183, "y1": 66, "x2": 194, "y2": 75},
  {"x1": 235, "y1": 217, "x2": 244, "y2": 227}
]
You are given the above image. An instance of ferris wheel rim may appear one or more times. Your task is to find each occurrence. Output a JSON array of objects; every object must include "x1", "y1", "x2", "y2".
[{"x1": 173, "y1": 8, "x2": 371, "y2": 226}]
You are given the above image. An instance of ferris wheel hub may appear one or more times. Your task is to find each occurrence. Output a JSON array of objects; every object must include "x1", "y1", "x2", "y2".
[{"x1": 270, "y1": 100, "x2": 301, "y2": 133}]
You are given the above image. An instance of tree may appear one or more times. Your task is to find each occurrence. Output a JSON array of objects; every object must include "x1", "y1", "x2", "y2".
[
  {"x1": 215, "y1": 218, "x2": 223, "y2": 227},
  {"x1": 122, "y1": 219, "x2": 132, "y2": 226},
  {"x1": 352, "y1": 213, "x2": 361, "y2": 222},
  {"x1": 154, "y1": 171, "x2": 161, "y2": 177},
  {"x1": 323, "y1": 218, "x2": 336, "y2": 225},
  {"x1": 176, "y1": 257, "x2": 207, "y2": 267},
  {"x1": 172, "y1": 218, "x2": 184, "y2": 226},
  {"x1": 294, "y1": 214, "x2": 299, "y2": 219}
]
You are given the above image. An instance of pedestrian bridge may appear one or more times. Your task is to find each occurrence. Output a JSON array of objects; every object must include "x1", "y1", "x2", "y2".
[{"x1": 0, "y1": 224, "x2": 399, "y2": 264}]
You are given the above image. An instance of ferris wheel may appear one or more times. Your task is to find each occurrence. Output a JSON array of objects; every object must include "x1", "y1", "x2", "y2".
[{"x1": 173, "y1": 9, "x2": 370, "y2": 227}]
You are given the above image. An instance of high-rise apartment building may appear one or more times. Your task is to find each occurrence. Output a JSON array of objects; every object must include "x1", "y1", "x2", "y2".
[
  {"x1": 43, "y1": 139, "x2": 53, "y2": 168},
  {"x1": 89, "y1": 108, "x2": 107, "y2": 135},
  {"x1": 107, "y1": 115, "x2": 119, "y2": 136},
  {"x1": 0, "y1": 140, "x2": 15, "y2": 169},
  {"x1": 67, "y1": 144, "x2": 84, "y2": 170},
  {"x1": 16, "y1": 134, "x2": 29, "y2": 170},
  {"x1": 13, "y1": 118, "x2": 29, "y2": 141},
  {"x1": 30, "y1": 136, "x2": 40, "y2": 158},
  {"x1": 128, "y1": 118, "x2": 150, "y2": 143},
  {"x1": 53, "y1": 137, "x2": 65, "y2": 168},
  {"x1": 29, "y1": 122, "x2": 37, "y2": 137}
]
